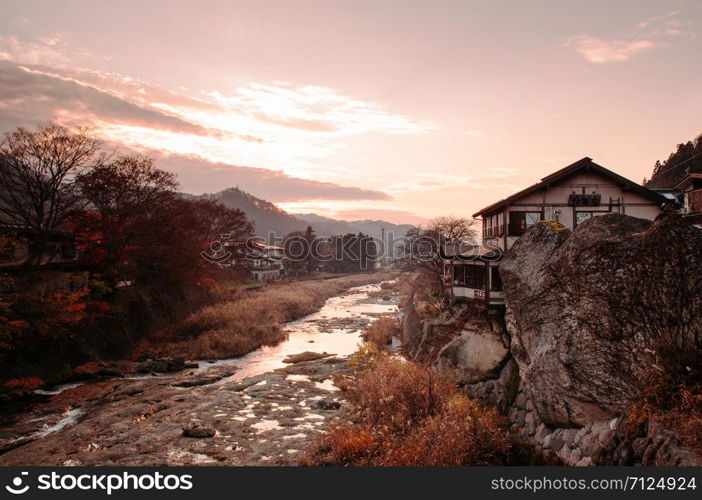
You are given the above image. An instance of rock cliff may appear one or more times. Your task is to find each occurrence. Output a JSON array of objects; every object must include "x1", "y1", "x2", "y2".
[
  {"x1": 501, "y1": 213, "x2": 702, "y2": 428},
  {"x1": 404, "y1": 213, "x2": 702, "y2": 465}
]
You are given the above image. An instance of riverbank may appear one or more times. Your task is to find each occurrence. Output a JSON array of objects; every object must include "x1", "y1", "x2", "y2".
[
  {"x1": 0, "y1": 356, "x2": 351, "y2": 465},
  {"x1": 145, "y1": 272, "x2": 396, "y2": 360},
  {"x1": 0, "y1": 280, "x2": 401, "y2": 465}
]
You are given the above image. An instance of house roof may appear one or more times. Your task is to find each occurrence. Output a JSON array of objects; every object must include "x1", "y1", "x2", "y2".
[
  {"x1": 440, "y1": 241, "x2": 503, "y2": 262},
  {"x1": 673, "y1": 173, "x2": 702, "y2": 190},
  {"x1": 472, "y1": 157, "x2": 668, "y2": 218}
]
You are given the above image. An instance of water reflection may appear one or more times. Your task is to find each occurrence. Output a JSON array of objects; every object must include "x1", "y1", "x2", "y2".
[{"x1": 199, "y1": 282, "x2": 398, "y2": 380}]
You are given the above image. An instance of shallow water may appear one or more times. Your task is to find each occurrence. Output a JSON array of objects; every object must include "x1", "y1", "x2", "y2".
[
  {"x1": 3, "y1": 280, "x2": 398, "y2": 462},
  {"x1": 199, "y1": 282, "x2": 398, "y2": 380}
]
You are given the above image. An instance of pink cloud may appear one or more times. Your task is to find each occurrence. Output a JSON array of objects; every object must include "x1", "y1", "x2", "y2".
[
  {"x1": 564, "y1": 36, "x2": 657, "y2": 63},
  {"x1": 564, "y1": 10, "x2": 688, "y2": 64}
]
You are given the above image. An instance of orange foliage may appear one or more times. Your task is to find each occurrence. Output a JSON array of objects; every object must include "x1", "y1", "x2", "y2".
[
  {"x1": 73, "y1": 361, "x2": 103, "y2": 376},
  {"x1": 3, "y1": 377, "x2": 44, "y2": 392},
  {"x1": 6, "y1": 320, "x2": 29, "y2": 329},
  {"x1": 627, "y1": 365, "x2": 702, "y2": 454},
  {"x1": 312, "y1": 425, "x2": 380, "y2": 465},
  {"x1": 304, "y1": 352, "x2": 511, "y2": 466},
  {"x1": 198, "y1": 277, "x2": 217, "y2": 288},
  {"x1": 51, "y1": 288, "x2": 91, "y2": 324}
]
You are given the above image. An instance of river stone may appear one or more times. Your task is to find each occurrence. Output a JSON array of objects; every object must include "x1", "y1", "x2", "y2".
[
  {"x1": 282, "y1": 352, "x2": 333, "y2": 364},
  {"x1": 310, "y1": 399, "x2": 341, "y2": 410},
  {"x1": 501, "y1": 214, "x2": 702, "y2": 427},
  {"x1": 182, "y1": 423, "x2": 216, "y2": 438}
]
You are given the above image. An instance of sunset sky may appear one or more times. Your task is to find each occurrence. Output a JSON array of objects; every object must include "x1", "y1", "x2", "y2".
[{"x1": 1, "y1": 0, "x2": 700, "y2": 224}]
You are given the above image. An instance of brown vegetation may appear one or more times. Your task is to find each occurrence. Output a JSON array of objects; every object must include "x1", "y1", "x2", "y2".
[
  {"x1": 361, "y1": 316, "x2": 400, "y2": 346},
  {"x1": 304, "y1": 346, "x2": 510, "y2": 466},
  {"x1": 2, "y1": 377, "x2": 44, "y2": 393},
  {"x1": 148, "y1": 273, "x2": 395, "y2": 360},
  {"x1": 628, "y1": 358, "x2": 702, "y2": 454}
]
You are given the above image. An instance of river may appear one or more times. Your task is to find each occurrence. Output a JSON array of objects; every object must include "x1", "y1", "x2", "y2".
[{"x1": 0, "y1": 281, "x2": 399, "y2": 466}]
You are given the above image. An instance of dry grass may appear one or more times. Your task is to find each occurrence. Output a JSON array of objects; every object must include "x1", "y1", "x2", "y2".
[
  {"x1": 361, "y1": 317, "x2": 400, "y2": 346},
  {"x1": 367, "y1": 279, "x2": 402, "y2": 298},
  {"x1": 627, "y1": 352, "x2": 702, "y2": 455},
  {"x1": 304, "y1": 348, "x2": 510, "y2": 466},
  {"x1": 148, "y1": 272, "x2": 395, "y2": 360}
]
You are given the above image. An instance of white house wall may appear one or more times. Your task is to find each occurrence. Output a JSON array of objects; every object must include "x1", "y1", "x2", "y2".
[{"x1": 483, "y1": 170, "x2": 662, "y2": 252}]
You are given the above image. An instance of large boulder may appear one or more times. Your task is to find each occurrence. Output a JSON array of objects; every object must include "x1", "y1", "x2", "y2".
[
  {"x1": 501, "y1": 214, "x2": 702, "y2": 427},
  {"x1": 434, "y1": 316, "x2": 509, "y2": 383}
]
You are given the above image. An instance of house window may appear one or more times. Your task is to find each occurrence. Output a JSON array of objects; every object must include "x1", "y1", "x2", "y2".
[
  {"x1": 508, "y1": 211, "x2": 541, "y2": 236},
  {"x1": 483, "y1": 214, "x2": 505, "y2": 238},
  {"x1": 452, "y1": 264, "x2": 465, "y2": 286},
  {"x1": 490, "y1": 267, "x2": 503, "y2": 291},
  {"x1": 464, "y1": 265, "x2": 485, "y2": 290},
  {"x1": 452, "y1": 264, "x2": 487, "y2": 290}
]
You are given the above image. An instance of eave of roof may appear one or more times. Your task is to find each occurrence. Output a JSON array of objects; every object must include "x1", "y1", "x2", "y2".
[
  {"x1": 440, "y1": 243, "x2": 503, "y2": 262},
  {"x1": 472, "y1": 157, "x2": 668, "y2": 217},
  {"x1": 673, "y1": 173, "x2": 702, "y2": 190}
]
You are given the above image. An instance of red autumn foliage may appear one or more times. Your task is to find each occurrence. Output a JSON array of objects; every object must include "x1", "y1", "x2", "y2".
[{"x1": 3, "y1": 377, "x2": 44, "y2": 392}]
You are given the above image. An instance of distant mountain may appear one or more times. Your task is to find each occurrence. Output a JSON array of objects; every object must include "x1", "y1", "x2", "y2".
[
  {"x1": 293, "y1": 213, "x2": 414, "y2": 241},
  {"x1": 201, "y1": 187, "x2": 305, "y2": 237},
  {"x1": 192, "y1": 187, "x2": 415, "y2": 240}
]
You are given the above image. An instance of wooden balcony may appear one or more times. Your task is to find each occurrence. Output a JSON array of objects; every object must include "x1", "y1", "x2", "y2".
[{"x1": 482, "y1": 224, "x2": 504, "y2": 239}]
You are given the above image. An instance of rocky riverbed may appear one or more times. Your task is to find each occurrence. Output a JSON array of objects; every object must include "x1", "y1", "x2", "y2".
[{"x1": 0, "y1": 282, "x2": 400, "y2": 466}]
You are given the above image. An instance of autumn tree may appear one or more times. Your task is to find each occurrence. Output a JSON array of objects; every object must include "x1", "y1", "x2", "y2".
[
  {"x1": 0, "y1": 123, "x2": 106, "y2": 266},
  {"x1": 76, "y1": 154, "x2": 178, "y2": 280},
  {"x1": 400, "y1": 216, "x2": 477, "y2": 311},
  {"x1": 303, "y1": 225, "x2": 318, "y2": 273},
  {"x1": 324, "y1": 233, "x2": 377, "y2": 273},
  {"x1": 190, "y1": 197, "x2": 254, "y2": 244},
  {"x1": 282, "y1": 230, "x2": 306, "y2": 276},
  {"x1": 77, "y1": 154, "x2": 253, "y2": 286},
  {"x1": 428, "y1": 215, "x2": 477, "y2": 242}
]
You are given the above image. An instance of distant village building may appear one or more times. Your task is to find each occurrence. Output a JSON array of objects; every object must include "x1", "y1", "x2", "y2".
[
  {"x1": 444, "y1": 157, "x2": 668, "y2": 308},
  {"x1": 644, "y1": 154, "x2": 702, "y2": 226},
  {"x1": 0, "y1": 223, "x2": 77, "y2": 268},
  {"x1": 224, "y1": 239, "x2": 285, "y2": 282},
  {"x1": 669, "y1": 174, "x2": 702, "y2": 226}
]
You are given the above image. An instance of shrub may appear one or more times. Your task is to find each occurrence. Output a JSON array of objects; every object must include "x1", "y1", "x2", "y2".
[
  {"x1": 3, "y1": 376, "x2": 44, "y2": 392},
  {"x1": 305, "y1": 425, "x2": 381, "y2": 466},
  {"x1": 627, "y1": 353, "x2": 702, "y2": 454},
  {"x1": 383, "y1": 394, "x2": 511, "y2": 466},
  {"x1": 304, "y1": 354, "x2": 510, "y2": 466},
  {"x1": 346, "y1": 356, "x2": 454, "y2": 433},
  {"x1": 361, "y1": 317, "x2": 400, "y2": 346}
]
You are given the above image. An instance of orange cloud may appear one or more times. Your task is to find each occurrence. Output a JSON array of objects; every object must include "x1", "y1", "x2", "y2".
[{"x1": 564, "y1": 10, "x2": 688, "y2": 63}]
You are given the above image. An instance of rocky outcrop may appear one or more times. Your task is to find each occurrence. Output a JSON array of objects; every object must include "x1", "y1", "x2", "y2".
[
  {"x1": 501, "y1": 214, "x2": 702, "y2": 428},
  {"x1": 402, "y1": 295, "x2": 507, "y2": 370},
  {"x1": 434, "y1": 316, "x2": 509, "y2": 384},
  {"x1": 403, "y1": 213, "x2": 702, "y2": 465}
]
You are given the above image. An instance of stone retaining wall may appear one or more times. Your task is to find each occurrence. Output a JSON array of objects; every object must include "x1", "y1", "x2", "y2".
[{"x1": 466, "y1": 358, "x2": 700, "y2": 466}]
